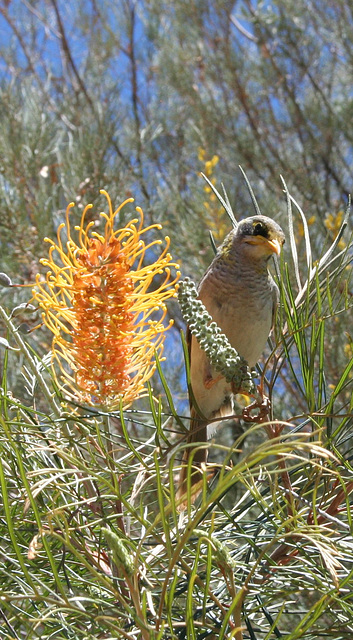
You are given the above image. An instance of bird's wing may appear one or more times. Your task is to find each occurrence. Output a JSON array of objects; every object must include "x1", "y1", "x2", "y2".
[{"x1": 196, "y1": 250, "x2": 221, "y2": 293}]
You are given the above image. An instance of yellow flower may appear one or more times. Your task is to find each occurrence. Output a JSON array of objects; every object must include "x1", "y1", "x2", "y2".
[
  {"x1": 32, "y1": 191, "x2": 180, "y2": 409},
  {"x1": 211, "y1": 154, "x2": 219, "y2": 168},
  {"x1": 344, "y1": 342, "x2": 353, "y2": 360},
  {"x1": 297, "y1": 215, "x2": 316, "y2": 238},
  {"x1": 198, "y1": 152, "x2": 227, "y2": 243},
  {"x1": 198, "y1": 147, "x2": 206, "y2": 162},
  {"x1": 324, "y1": 210, "x2": 344, "y2": 233},
  {"x1": 324, "y1": 210, "x2": 346, "y2": 250}
]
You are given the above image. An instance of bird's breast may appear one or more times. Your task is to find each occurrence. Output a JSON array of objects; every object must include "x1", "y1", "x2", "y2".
[
  {"x1": 191, "y1": 260, "x2": 276, "y2": 420},
  {"x1": 214, "y1": 298, "x2": 272, "y2": 367},
  {"x1": 201, "y1": 270, "x2": 274, "y2": 368}
]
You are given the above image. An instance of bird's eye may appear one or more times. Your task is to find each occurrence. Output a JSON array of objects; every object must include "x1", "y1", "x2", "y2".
[{"x1": 253, "y1": 222, "x2": 266, "y2": 237}]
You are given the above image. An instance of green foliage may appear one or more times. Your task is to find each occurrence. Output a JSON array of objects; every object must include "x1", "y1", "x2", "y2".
[
  {"x1": 0, "y1": 181, "x2": 352, "y2": 639},
  {"x1": 1, "y1": 0, "x2": 352, "y2": 405},
  {"x1": 0, "y1": 2, "x2": 353, "y2": 636}
]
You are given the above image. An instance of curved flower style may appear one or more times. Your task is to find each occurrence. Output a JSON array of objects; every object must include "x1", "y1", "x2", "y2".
[{"x1": 32, "y1": 191, "x2": 180, "y2": 408}]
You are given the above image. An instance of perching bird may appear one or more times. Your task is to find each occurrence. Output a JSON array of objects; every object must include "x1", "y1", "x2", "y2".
[{"x1": 177, "y1": 215, "x2": 285, "y2": 504}]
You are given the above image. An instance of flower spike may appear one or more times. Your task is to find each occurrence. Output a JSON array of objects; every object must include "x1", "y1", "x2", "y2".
[{"x1": 32, "y1": 191, "x2": 180, "y2": 409}]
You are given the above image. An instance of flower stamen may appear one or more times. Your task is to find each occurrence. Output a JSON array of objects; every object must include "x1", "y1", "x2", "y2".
[{"x1": 32, "y1": 191, "x2": 180, "y2": 408}]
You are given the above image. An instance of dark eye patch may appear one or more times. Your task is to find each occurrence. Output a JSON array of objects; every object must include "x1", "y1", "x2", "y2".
[{"x1": 253, "y1": 222, "x2": 268, "y2": 237}]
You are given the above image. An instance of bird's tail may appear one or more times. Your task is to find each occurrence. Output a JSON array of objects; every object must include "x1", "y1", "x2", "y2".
[{"x1": 176, "y1": 406, "x2": 208, "y2": 509}]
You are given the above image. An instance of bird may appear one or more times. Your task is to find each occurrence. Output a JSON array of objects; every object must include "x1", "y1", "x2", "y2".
[{"x1": 177, "y1": 214, "x2": 285, "y2": 505}]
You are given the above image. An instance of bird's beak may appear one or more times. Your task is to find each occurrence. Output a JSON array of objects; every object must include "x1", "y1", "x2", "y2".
[
  {"x1": 266, "y1": 237, "x2": 282, "y2": 255},
  {"x1": 245, "y1": 236, "x2": 282, "y2": 255}
]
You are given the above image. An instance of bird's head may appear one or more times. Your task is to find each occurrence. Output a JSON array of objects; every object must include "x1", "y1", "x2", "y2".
[{"x1": 231, "y1": 215, "x2": 285, "y2": 261}]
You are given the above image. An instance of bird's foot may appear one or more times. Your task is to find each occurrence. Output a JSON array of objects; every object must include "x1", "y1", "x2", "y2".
[{"x1": 242, "y1": 390, "x2": 271, "y2": 423}]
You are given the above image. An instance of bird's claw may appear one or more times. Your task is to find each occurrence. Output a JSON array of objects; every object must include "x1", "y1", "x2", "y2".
[{"x1": 242, "y1": 392, "x2": 271, "y2": 423}]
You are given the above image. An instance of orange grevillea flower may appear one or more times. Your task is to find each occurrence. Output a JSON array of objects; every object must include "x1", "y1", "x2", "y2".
[{"x1": 32, "y1": 190, "x2": 180, "y2": 408}]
